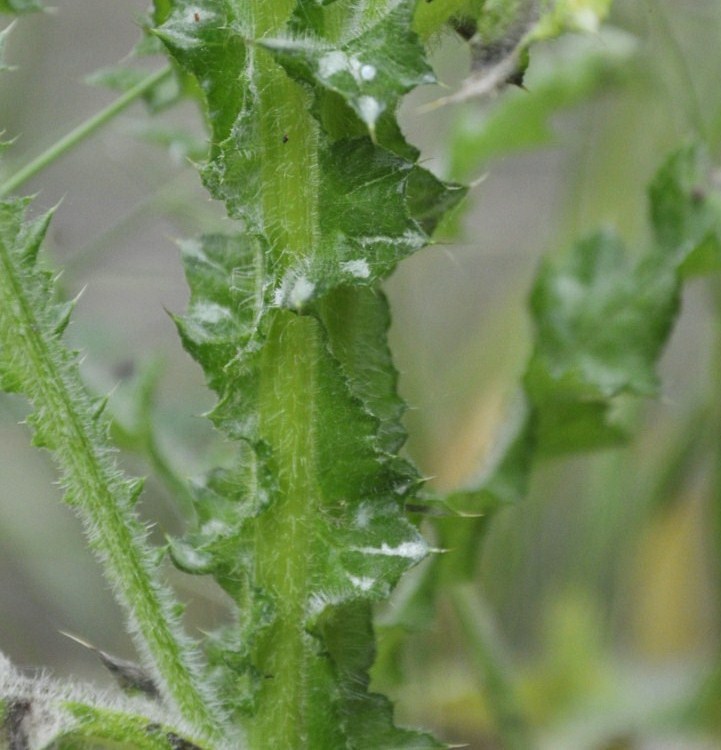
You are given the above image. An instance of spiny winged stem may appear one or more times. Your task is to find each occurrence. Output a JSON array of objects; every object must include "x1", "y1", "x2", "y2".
[
  {"x1": 0, "y1": 201, "x2": 224, "y2": 744},
  {"x1": 157, "y1": 0, "x2": 458, "y2": 746},
  {"x1": 241, "y1": 3, "x2": 333, "y2": 744},
  {"x1": 2, "y1": 0, "x2": 458, "y2": 744}
]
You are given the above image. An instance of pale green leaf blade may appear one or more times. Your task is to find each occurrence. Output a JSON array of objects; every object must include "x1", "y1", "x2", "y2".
[
  {"x1": 0, "y1": 0, "x2": 42, "y2": 14},
  {"x1": 525, "y1": 229, "x2": 679, "y2": 455},
  {"x1": 433, "y1": 142, "x2": 721, "y2": 552},
  {"x1": 448, "y1": 29, "x2": 636, "y2": 180}
]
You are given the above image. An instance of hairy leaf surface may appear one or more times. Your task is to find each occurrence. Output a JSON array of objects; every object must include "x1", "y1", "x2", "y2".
[
  {"x1": 261, "y1": 0, "x2": 434, "y2": 138},
  {"x1": 156, "y1": 2, "x2": 464, "y2": 301},
  {"x1": 154, "y1": 0, "x2": 460, "y2": 746},
  {"x1": 172, "y1": 231, "x2": 434, "y2": 744}
]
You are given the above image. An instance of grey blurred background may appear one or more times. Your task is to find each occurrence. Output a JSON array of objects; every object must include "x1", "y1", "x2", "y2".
[{"x1": 2, "y1": 1, "x2": 721, "y2": 748}]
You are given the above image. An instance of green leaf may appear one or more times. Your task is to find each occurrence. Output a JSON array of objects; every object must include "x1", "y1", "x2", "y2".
[
  {"x1": 432, "y1": 143, "x2": 721, "y2": 565},
  {"x1": 173, "y1": 233, "x2": 433, "y2": 743},
  {"x1": 150, "y1": 0, "x2": 172, "y2": 26},
  {"x1": 156, "y1": 4, "x2": 464, "y2": 297},
  {"x1": 153, "y1": 2, "x2": 248, "y2": 164},
  {"x1": 322, "y1": 602, "x2": 446, "y2": 749},
  {"x1": 448, "y1": 28, "x2": 636, "y2": 179},
  {"x1": 175, "y1": 234, "x2": 427, "y2": 580},
  {"x1": 304, "y1": 138, "x2": 461, "y2": 292},
  {"x1": 317, "y1": 286, "x2": 408, "y2": 455},
  {"x1": 261, "y1": 0, "x2": 434, "y2": 139},
  {"x1": 526, "y1": 230, "x2": 678, "y2": 454},
  {"x1": 649, "y1": 143, "x2": 721, "y2": 276},
  {"x1": 383, "y1": 145, "x2": 721, "y2": 648},
  {"x1": 209, "y1": 133, "x2": 464, "y2": 298},
  {"x1": 528, "y1": 0, "x2": 612, "y2": 41},
  {"x1": 0, "y1": 0, "x2": 42, "y2": 14},
  {"x1": 156, "y1": 1, "x2": 460, "y2": 745}
]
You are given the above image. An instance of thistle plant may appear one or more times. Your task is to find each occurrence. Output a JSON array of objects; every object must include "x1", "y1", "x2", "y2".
[{"x1": 1, "y1": 1, "x2": 721, "y2": 749}]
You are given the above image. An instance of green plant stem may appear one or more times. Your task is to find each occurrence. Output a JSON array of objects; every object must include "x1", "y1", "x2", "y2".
[
  {"x1": 0, "y1": 65, "x2": 172, "y2": 198},
  {"x1": 144, "y1": 428, "x2": 199, "y2": 516},
  {"x1": 449, "y1": 583, "x2": 532, "y2": 750},
  {"x1": 646, "y1": 0, "x2": 706, "y2": 139},
  {"x1": 0, "y1": 218, "x2": 223, "y2": 742},
  {"x1": 252, "y1": 314, "x2": 323, "y2": 747},
  {"x1": 239, "y1": 1, "x2": 326, "y2": 745},
  {"x1": 688, "y1": 281, "x2": 721, "y2": 726},
  {"x1": 709, "y1": 282, "x2": 721, "y2": 611}
]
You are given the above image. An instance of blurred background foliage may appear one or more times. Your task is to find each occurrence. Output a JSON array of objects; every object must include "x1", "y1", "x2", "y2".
[{"x1": 2, "y1": 1, "x2": 721, "y2": 748}]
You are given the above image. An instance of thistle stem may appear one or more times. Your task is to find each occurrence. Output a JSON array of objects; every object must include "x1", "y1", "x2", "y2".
[
  {"x1": 0, "y1": 65, "x2": 172, "y2": 198},
  {"x1": 449, "y1": 583, "x2": 532, "y2": 750}
]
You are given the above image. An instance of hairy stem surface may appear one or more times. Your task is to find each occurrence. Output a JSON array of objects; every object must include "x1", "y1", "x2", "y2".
[
  {"x1": 241, "y1": 2, "x2": 324, "y2": 741},
  {"x1": 0, "y1": 203, "x2": 222, "y2": 742}
]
